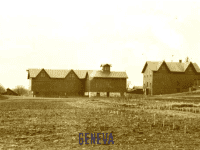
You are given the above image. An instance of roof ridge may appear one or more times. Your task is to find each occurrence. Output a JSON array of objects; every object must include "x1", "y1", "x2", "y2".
[{"x1": 143, "y1": 61, "x2": 200, "y2": 73}]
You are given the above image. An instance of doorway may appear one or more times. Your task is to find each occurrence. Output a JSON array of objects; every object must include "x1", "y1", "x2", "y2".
[{"x1": 146, "y1": 89, "x2": 149, "y2": 95}]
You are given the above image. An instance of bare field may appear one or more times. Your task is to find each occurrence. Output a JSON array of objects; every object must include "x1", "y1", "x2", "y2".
[{"x1": 0, "y1": 95, "x2": 200, "y2": 149}]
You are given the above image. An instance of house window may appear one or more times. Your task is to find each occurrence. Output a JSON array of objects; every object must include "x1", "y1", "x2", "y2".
[
  {"x1": 41, "y1": 72, "x2": 45, "y2": 77},
  {"x1": 147, "y1": 82, "x2": 148, "y2": 87},
  {"x1": 150, "y1": 83, "x2": 151, "y2": 87},
  {"x1": 177, "y1": 81, "x2": 180, "y2": 86},
  {"x1": 162, "y1": 66, "x2": 165, "y2": 70}
]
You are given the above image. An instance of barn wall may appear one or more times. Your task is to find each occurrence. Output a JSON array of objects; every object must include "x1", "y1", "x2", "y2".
[
  {"x1": 89, "y1": 78, "x2": 126, "y2": 92},
  {"x1": 32, "y1": 70, "x2": 84, "y2": 97}
]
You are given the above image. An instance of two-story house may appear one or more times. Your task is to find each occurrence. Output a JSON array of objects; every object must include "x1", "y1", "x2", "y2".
[{"x1": 142, "y1": 60, "x2": 200, "y2": 95}]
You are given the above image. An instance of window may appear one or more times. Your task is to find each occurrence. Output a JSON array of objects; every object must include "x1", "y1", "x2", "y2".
[
  {"x1": 69, "y1": 73, "x2": 76, "y2": 80},
  {"x1": 177, "y1": 81, "x2": 180, "y2": 86},
  {"x1": 150, "y1": 83, "x2": 151, "y2": 87},
  {"x1": 147, "y1": 82, "x2": 148, "y2": 87},
  {"x1": 104, "y1": 66, "x2": 109, "y2": 71},
  {"x1": 41, "y1": 72, "x2": 45, "y2": 77}
]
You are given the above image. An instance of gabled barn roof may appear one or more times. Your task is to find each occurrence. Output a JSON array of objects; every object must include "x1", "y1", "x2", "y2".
[
  {"x1": 90, "y1": 70, "x2": 128, "y2": 78},
  {"x1": 142, "y1": 61, "x2": 200, "y2": 73},
  {"x1": 27, "y1": 69, "x2": 94, "y2": 79},
  {"x1": 27, "y1": 69, "x2": 127, "y2": 79},
  {"x1": 45, "y1": 69, "x2": 71, "y2": 78}
]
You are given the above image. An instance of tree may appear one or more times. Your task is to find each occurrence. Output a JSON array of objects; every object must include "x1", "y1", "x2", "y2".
[
  {"x1": 12, "y1": 85, "x2": 28, "y2": 96},
  {"x1": 0, "y1": 83, "x2": 6, "y2": 94}
]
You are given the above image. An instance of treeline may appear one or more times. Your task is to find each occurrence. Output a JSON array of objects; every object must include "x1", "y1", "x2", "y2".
[
  {"x1": 12, "y1": 85, "x2": 29, "y2": 96},
  {"x1": 0, "y1": 83, "x2": 6, "y2": 94}
]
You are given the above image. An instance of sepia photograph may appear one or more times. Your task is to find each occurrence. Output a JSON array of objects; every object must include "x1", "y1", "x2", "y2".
[{"x1": 1, "y1": 0, "x2": 200, "y2": 149}]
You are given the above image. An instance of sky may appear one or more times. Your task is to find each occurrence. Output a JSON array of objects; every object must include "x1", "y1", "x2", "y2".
[{"x1": 0, "y1": 0, "x2": 200, "y2": 89}]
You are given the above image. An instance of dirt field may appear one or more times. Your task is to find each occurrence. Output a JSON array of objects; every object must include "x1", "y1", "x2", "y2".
[{"x1": 1, "y1": 94, "x2": 200, "y2": 149}]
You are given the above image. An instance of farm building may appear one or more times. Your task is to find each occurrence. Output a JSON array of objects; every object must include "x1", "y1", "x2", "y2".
[
  {"x1": 127, "y1": 86, "x2": 143, "y2": 94},
  {"x1": 2, "y1": 88, "x2": 18, "y2": 96},
  {"x1": 27, "y1": 64, "x2": 128, "y2": 97},
  {"x1": 142, "y1": 60, "x2": 200, "y2": 95}
]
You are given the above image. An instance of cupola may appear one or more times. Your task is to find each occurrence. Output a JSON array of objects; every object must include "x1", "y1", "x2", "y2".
[{"x1": 100, "y1": 64, "x2": 112, "y2": 73}]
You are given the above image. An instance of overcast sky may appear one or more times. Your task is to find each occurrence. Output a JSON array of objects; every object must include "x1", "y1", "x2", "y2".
[{"x1": 0, "y1": 0, "x2": 200, "y2": 89}]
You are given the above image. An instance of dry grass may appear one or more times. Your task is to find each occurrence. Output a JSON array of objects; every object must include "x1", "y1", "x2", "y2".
[
  {"x1": 1, "y1": 96, "x2": 200, "y2": 149},
  {"x1": 0, "y1": 94, "x2": 8, "y2": 100}
]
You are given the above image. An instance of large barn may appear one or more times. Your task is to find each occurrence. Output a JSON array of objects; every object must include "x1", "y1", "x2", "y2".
[
  {"x1": 27, "y1": 64, "x2": 128, "y2": 97},
  {"x1": 142, "y1": 60, "x2": 200, "y2": 95}
]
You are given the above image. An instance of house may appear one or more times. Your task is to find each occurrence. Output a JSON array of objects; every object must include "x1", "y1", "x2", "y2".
[
  {"x1": 27, "y1": 64, "x2": 128, "y2": 97},
  {"x1": 141, "y1": 60, "x2": 200, "y2": 95},
  {"x1": 2, "y1": 88, "x2": 18, "y2": 96}
]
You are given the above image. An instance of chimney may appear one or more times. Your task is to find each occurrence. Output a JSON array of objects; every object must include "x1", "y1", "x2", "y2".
[{"x1": 179, "y1": 60, "x2": 182, "y2": 63}]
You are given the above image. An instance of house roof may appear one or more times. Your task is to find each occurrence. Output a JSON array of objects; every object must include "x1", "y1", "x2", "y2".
[
  {"x1": 142, "y1": 61, "x2": 200, "y2": 73},
  {"x1": 27, "y1": 69, "x2": 127, "y2": 79},
  {"x1": 90, "y1": 70, "x2": 128, "y2": 78}
]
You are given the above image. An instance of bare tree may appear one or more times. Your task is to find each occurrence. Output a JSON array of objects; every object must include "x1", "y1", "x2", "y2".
[
  {"x1": 0, "y1": 83, "x2": 6, "y2": 94},
  {"x1": 12, "y1": 85, "x2": 28, "y2": 96}
]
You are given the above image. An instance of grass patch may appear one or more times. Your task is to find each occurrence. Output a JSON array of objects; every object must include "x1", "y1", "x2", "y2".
[
  {"x1": 1, "y1": 97, "x2": 200, "y2": 149},
  {"x1": 0, "y1": 94, "x2": 8, "y2": 100}
]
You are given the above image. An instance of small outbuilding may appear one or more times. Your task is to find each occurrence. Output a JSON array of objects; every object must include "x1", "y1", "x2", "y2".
[
  {"x1": 127, "y1": 86, "x2": 143, "y2": 94},
  {"x1": 2, "y1": 88, "x2": 18, "y2": 96}
]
